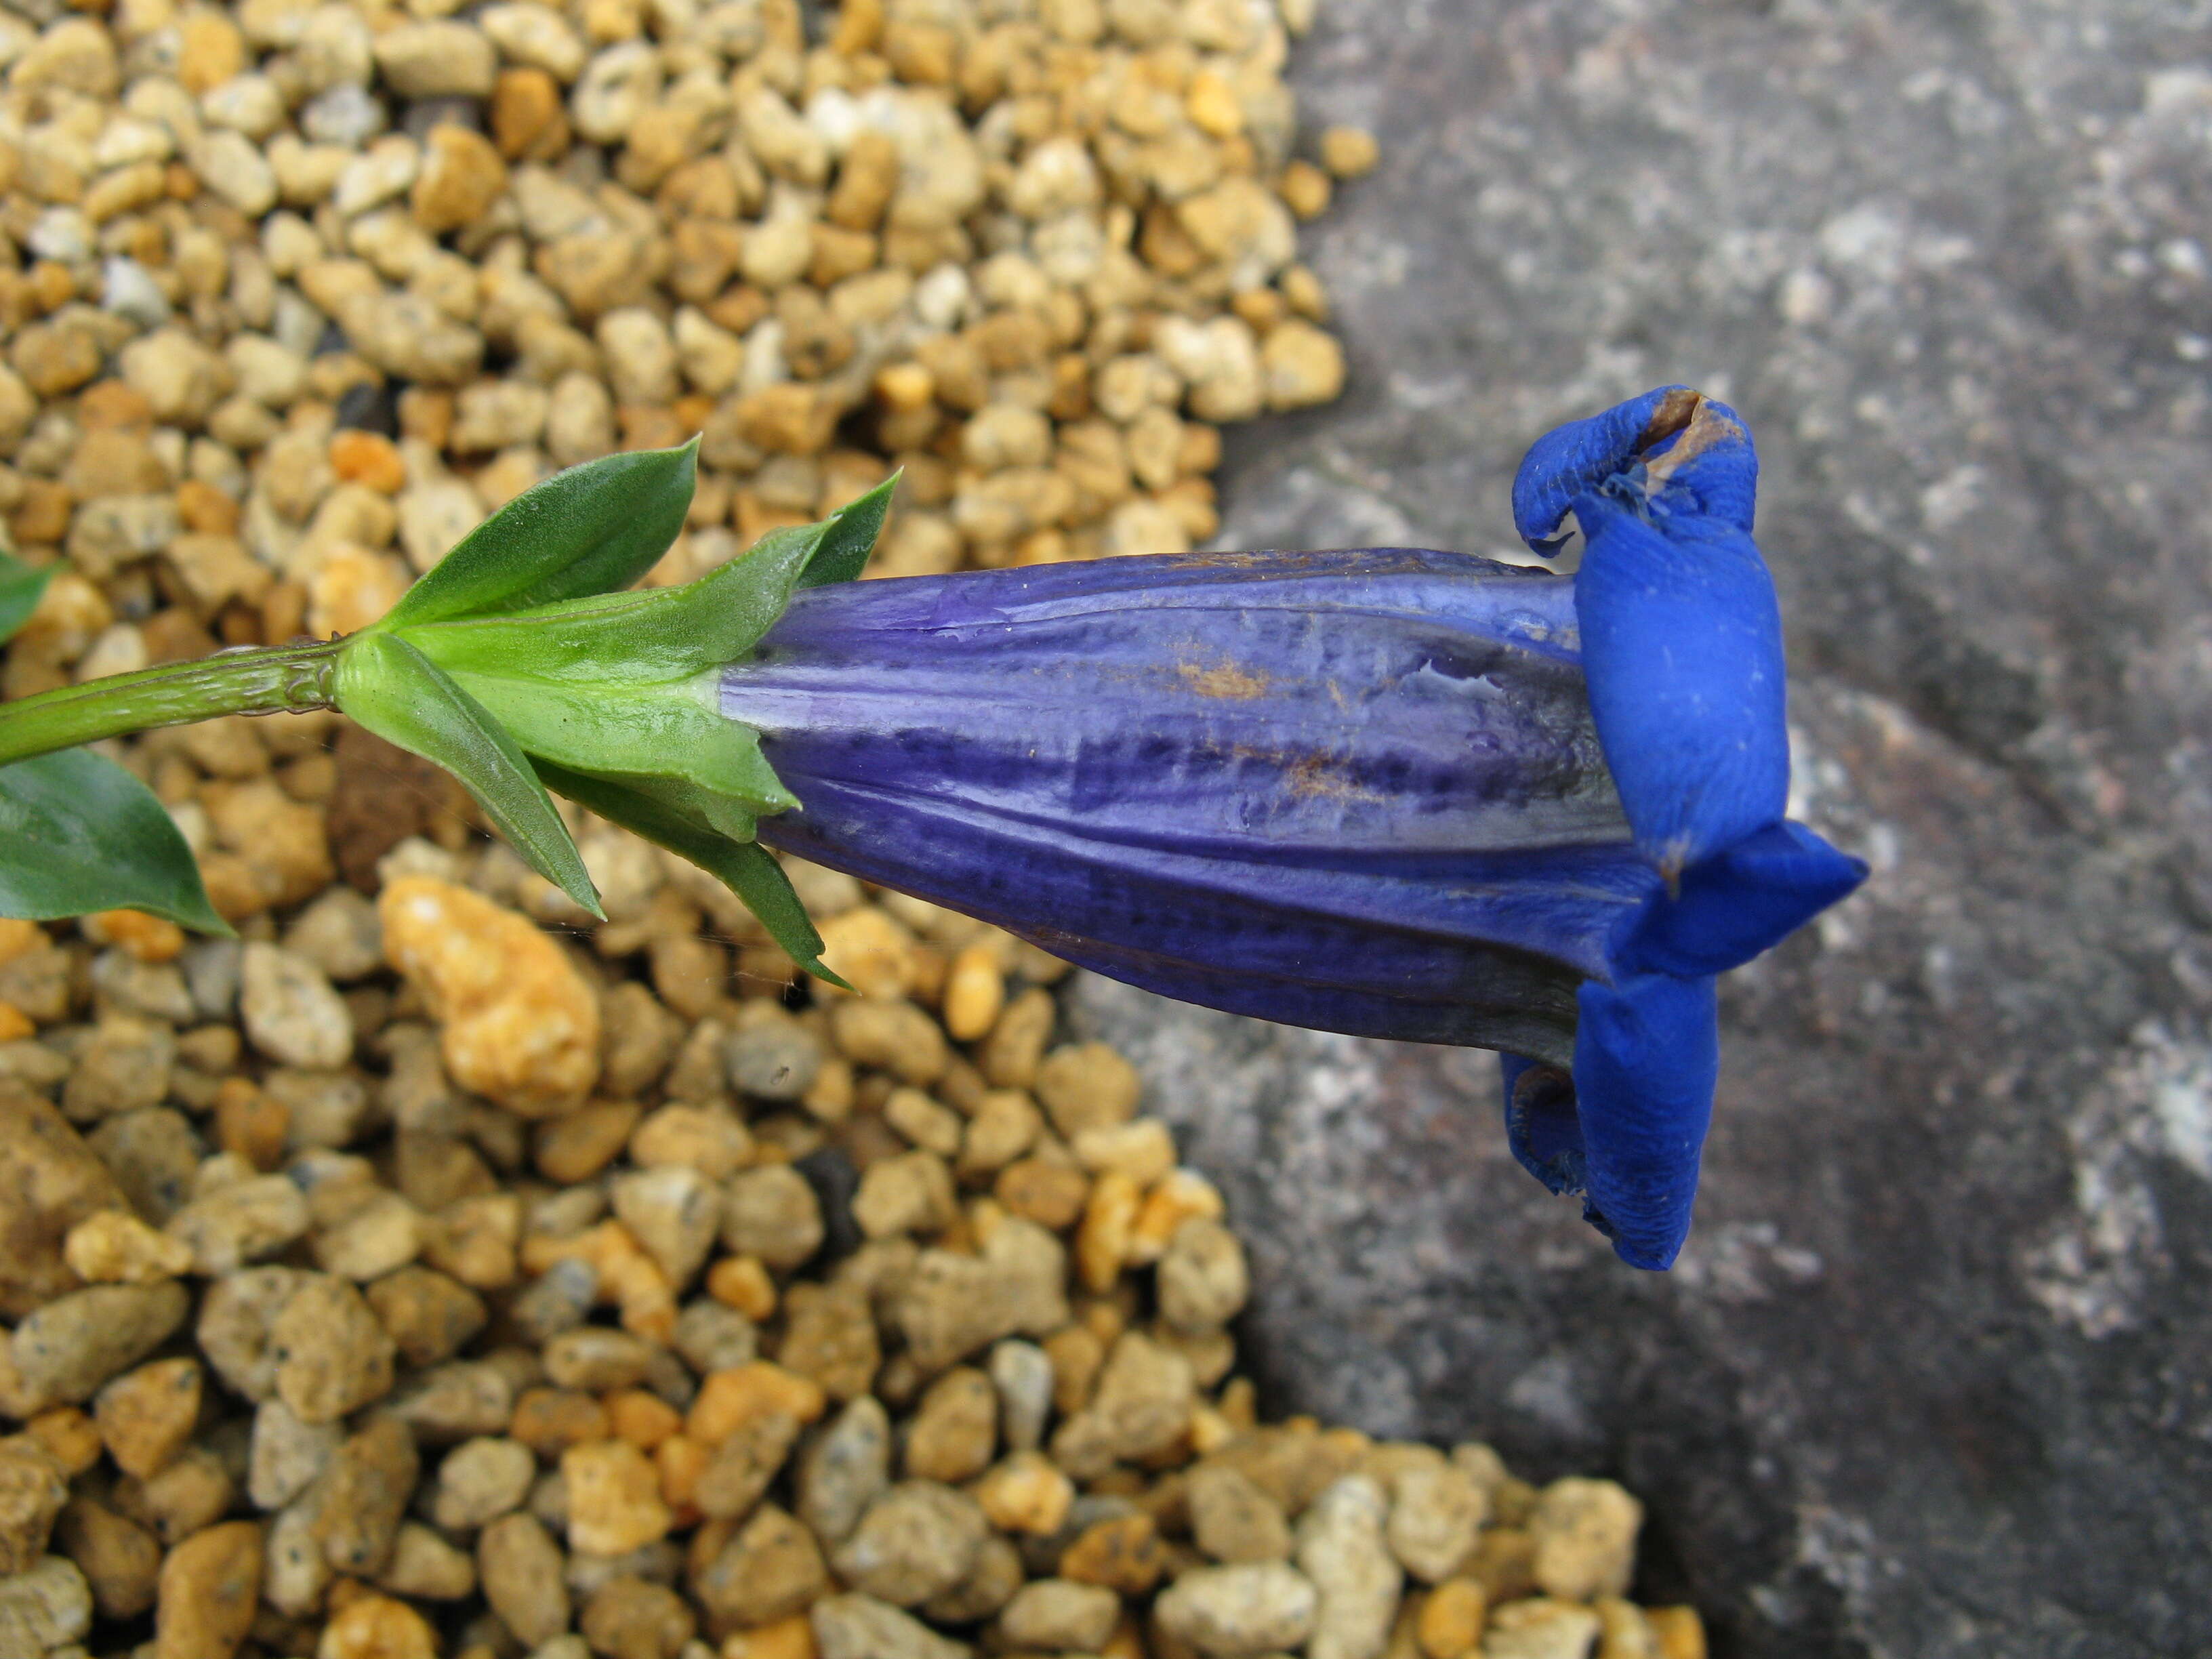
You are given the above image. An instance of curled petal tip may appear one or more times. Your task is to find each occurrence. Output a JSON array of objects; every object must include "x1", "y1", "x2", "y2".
[
  {"x1": 1511, "y1": 385, "x2": 1694, "y2": 552},
  {"x1": 1511, "y1": 386, "x2": 1758, "y2": 554}
]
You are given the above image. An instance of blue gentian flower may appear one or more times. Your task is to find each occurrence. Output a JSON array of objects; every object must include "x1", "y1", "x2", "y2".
[
  {"x1": 1503, "y1": 388, "x2": 1864, "y2": 1265},
  {"x1": 718, "y1": 389, "x2": 1863, "y2": 1269}
]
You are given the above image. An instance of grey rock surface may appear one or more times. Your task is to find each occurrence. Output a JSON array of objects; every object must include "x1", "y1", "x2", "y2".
[{"x1": 1070, "y1": 2, "x2": 2212, "y2": 1656}]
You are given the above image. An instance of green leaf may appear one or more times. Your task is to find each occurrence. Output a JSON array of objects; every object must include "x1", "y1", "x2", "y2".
[
  {"x1": 402, "y1": 520, "x2": 827, "y2": 687},
  {"x1": 537, "y1": 760, "x2": 846, "y2": 987},
  {"x1": 336, "y1": 633, "x2": 603, "y2": 918},
  {"x1": 0, "y1": 550, "x2": 53, "y2": 647},
  {"x1": 798, "y1": 472, "x2": 899, "y2": 587},
  {"x1": 0, "y1": 750, "x2": 232, "y2": 934},
  {"x1": 380, "y1": 441, "x2": 699, "y2": 629}
]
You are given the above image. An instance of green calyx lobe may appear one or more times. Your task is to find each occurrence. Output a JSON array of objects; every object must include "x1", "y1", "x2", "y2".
[{"x1": 333, "y1": 449, "x2": 897, "y2": 979}]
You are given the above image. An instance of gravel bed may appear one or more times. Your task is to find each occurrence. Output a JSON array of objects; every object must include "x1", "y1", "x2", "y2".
[{"x1": 0, "y1": 1, "x2": 1702, "y2": 1656}]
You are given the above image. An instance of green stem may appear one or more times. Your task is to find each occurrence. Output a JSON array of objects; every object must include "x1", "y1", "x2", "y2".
[{"x1": 0, "y1": 639, "x2": 344, "y2": 769}]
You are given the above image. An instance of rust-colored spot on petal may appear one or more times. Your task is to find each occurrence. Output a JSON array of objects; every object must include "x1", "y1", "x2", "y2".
[
  {"x1": 1176, "y1": 660, "x2": 1271, "y2": 699},
  {"x1": 1640, "y1": 393, "x2": 1746, "y2": 489},
  {"x1": 1636, "y1": 388, "x2": 1703, "y2": 454},
  {"x1": 1284, "y1": 752, "x2": 1389, "y2": 804}
]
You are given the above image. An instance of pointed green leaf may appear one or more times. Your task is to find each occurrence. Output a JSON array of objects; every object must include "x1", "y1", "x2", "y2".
[
  {"x1": 380, "y1": 441, "x2": 699, "y2": 629},
  {"x1": 401, "y1": 520, "x2": 826, "y2": 686},
  {"x1": 798, "y1": 472, "x2": 900, "y2": 587},
  {"x1": 0, "y1": 550, "x2": 53, "y2": 647},
  {"x1": 536, "y1": 760, "x2": 846, "y2": 987},
  {"x1": 0, "y1": 750, "x2": 232, "y2": 933},
  {"x1": 335, "y1": 633, "x2": 602, "y2": 917}
]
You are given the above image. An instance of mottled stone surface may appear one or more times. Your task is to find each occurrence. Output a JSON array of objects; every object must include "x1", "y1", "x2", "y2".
[{"x1": 1072, "y1": 3, "x2": 2212, "y2": 1656}]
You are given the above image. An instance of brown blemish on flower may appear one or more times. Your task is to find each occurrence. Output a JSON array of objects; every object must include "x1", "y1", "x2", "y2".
[
  {"x1": 1286, "y1": 753, "x2": 1390, "y2": 804},
  {"x1": 1637, "y1": 390, "x2": 1745, "y2": 489},
  {"x1": 1636, "y1": 388, "x2": 1702, "y2": 453},
  {"x1": 1221, "y1": 742, "x2": 1390, "y2": 805},
  {"x1": 1176, "y1": 659, "x2": 1271, "y2": 699}
]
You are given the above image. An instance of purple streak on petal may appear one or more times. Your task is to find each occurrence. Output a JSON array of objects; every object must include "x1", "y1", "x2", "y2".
[{"x1": 723, "y1": 548, "x2": 1660, "y2": 1061}]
